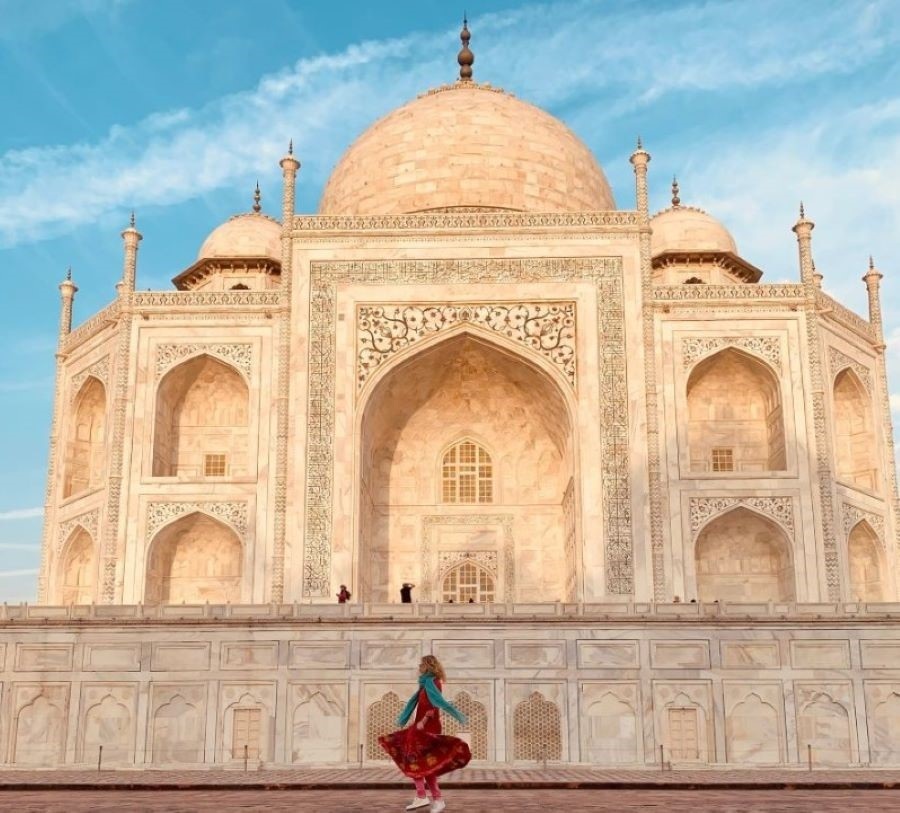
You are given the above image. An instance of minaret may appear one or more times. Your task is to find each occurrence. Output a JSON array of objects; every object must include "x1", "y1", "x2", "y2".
[
  {"x1": 58, "y1": 267, "x2": 77, "y2": 343},
  {"x1": 629, "y1": 137, "x2": 651, "y2": 218},
  {"x1": 273, "y1": 141, "x2": 300, "y2": 602},
  {"x1": 458, "y1": 16, "x2": 474, "y2": 81},
  {"x1": 792, "y1": 202, "x2": 816, "y2": 286},
  {"x1": 863, "y1": 255, "x2": 884, "y2": 339},
  {"x1": 118, "y1": 211, "x2": 142, "y2": 295},
  {"x1": 812, "y1": 261, "x2": 823, "y2": 289}
]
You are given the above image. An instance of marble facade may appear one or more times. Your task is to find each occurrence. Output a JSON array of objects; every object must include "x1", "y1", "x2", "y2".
[{"x1": 21, "y1": 34, "x2": 900, "y2": 769}]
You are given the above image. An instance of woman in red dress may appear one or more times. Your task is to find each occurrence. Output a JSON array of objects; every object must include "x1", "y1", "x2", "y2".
[{"x1": 379, "y1": 655, "x2": 471, "y2": 812}]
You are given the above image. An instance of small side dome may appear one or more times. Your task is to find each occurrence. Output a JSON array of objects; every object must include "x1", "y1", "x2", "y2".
[
  {"x1": 197, "y1": 212, "x2": 282, "y2": 262},
  {"x1": 650, "y1": 205, "x2": 738, "y2": 256}
]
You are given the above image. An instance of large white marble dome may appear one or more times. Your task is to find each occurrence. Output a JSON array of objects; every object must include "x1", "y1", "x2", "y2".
[{"x1": 319, "y1": 82, "x2": 616, "y2": 215}]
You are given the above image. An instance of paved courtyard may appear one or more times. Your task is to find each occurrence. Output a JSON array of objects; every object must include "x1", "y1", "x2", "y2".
[{"x1": 3, "y1": 788, "x2": 900, "y2": 812}]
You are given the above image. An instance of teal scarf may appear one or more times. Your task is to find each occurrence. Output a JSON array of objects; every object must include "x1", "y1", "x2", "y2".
[{"x1": 397, "y1": 674, "x2": 467, "y2": 726}]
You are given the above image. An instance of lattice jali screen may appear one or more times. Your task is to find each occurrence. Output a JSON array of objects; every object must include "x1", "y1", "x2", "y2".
[
  {"x1": 366, "y1": 692, "x2": 403, "y2": 760},
  {"x1": 512, "y1": 692, "x2": 562, "y2": 761},
  {"x1": 442, "y1": 691, "x2": 488, "y2": 760}
]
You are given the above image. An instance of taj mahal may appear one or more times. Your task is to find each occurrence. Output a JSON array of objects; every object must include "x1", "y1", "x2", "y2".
[{"x1": 2, "y1": 22, "x2": 900, "y2": 770}]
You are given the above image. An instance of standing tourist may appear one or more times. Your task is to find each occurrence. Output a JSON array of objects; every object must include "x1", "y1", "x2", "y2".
[
  {"x1": 400, "y1": 582, "x2": 415, "y2": 603},
  {"x1": 336, "y1": 584, "x2": 351, "y2": 603},
  {"x1": 379, "y1": 655, "x2": 470, "y2": 812}
]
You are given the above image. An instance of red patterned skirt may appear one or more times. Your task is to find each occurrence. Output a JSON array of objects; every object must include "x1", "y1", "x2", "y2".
[{"x1": 378, "y1": 725, "x2": 471, "y2": 779}]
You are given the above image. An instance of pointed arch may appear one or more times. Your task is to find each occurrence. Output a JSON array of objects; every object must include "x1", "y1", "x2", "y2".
[
  {"x1": 291, "y1": 690, "x2": 345, "y2": 763},
  {"x1": 151, "y1": 694, "x2": 204, "y2": 764},
  {"x1": 144, "y1": 511, "x2": 242, "y2": 604},
  {"x1": 441, "y1": 559, "x2": 496, "y2": 603},
  {"x1": 152, "y1": 354, "x2": 249, "y2": 478},
  {"x1": 439, "y1": 437, "x2": 494, "y2": 504},
  {"x1": 833, "y1": 368, "x2": 879, "y2": 490},
  {"x1": 80, "y1": 694, "x2": 133, "y2": 763},
  {"x1": 725, "y1": 692, "x2": 781, "y2": 763},
  {"x1": 686, "y1": 347, "x2": 786, "y2": 473},
  {"x1": 585, "y1": 692, "x2": 638, "y2": 764},
  {"x1": 848, "y1": 519, "x2": 885, "y2": 601},
  {"x1": 63, "y1": 375, "x2": 106, "y2": 498},
  {"x1": 513, "y1": 691, "x2": 562, "y2": 761},
  {"x1": 58, "y1": 526, "x2": 95, "y2": 605},
  {"x1": 357, "y1": 330, "x2": 578, "y2": 603},
  {"x1": 694, "y1": 506, "x2": 795, "y2": 602}
]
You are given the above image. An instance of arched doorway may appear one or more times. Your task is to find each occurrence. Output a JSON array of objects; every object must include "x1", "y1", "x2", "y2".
[
  {"x1": 848, "y1": 520, "x2": 885, "y2": 601},
  {"x1": 694, "y1": 507, "x2": 795, "y2": 602},
  {"x1": 833, "y1": 369, "x2": 879, "y2": 490},
  {"x1": 63, "y1": 377, "x2": 106, "y2": 497},
  {"x1": 686, "y1": 348, "x2": 786, "y2": 473},
  {"x1": 358, "y1": 333, "x2": 576, "y2": 603},
  {"x1": 145, "y1": 512, "x2": 242, "y2": 604},
  {"x1": 152, "y1": 355, "x2": 249, "y2": 478},
  {"x1": 58, "y1": 527, "x2": 95, "y2": 604}
]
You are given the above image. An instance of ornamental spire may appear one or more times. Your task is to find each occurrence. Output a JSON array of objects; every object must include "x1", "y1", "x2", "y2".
[
  {"x1": 458, "y1": 15, "x2": 474, "y2": 81},
  {"x1": 252, "y1": 181, "x2": 262, "y2": 213},
  {"x1": 671, "y1": 176, "x2": 681, "y2": 207}
]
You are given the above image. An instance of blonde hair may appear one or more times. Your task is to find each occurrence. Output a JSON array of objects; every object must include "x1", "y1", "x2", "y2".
[{"x1": 420, "y1": 655, "x2": 446, "y2": 681}]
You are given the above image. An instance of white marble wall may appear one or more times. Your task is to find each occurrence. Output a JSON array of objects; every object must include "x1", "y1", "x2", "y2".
[{"x1": 4, "y1": 607, "x2": 900, "y2": 769}]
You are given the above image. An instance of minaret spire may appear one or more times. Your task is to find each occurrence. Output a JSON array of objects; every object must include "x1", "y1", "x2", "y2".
[
  {"x1": 792, "y1": 201, "x2": 815, "y2": 286},
  {"x1": 119, "y1": 210, "x2": 142, "y2": 295},
  {"x1": 671, "y1": 176, "x2": 680, "y2": 207},
  {"x1": 58, "y1": 267, "x2": 78, "y2": 342},
  {"x1": 863, "y1": 254, "x2": 884, "y2": 339},
  {"x1": 458, "y1": 15, "x2": 474, "y2": 81},
  {"x1": 253, "y1": 181, "x2": 262, "y2": 213}
]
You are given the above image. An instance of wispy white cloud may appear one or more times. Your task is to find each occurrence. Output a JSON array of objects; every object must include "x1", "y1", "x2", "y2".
[
  {"x1": 0, "y1": 508, "x2": 43, "y2": 521},
  {"x1": 0, "y1": 0, "x2": 132, "y2": 41},
  {"x1": 1, "y1": 0, "x2": 898, "y2": 248},
  {"x1": 0, "y1": 568, "x2": 38, "y2": 578}
]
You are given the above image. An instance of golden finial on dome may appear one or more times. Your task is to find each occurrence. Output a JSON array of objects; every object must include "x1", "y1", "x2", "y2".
[
  {"x1": 253, "y1": 181, "x2": 262, "y2": 213},
  {"x1": 671, "y1": 176, "x2": 680, "y2": 207},
  {"x1": 458, "y1": 15, "x2": 474, "y2": 81}
]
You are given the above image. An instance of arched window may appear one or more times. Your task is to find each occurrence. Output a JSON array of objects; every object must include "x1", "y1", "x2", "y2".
[
  {"x1": 63, "y1": 377, "x2": 106, "y2": 498},
  {"x1": 441, "y1": 560, "x2": 495, "y2": 603},
  {"x1": 833, "y1": 368, "x2": 879, "y2": 490},
  {"x1": 686, "y1": 348, "x2": 786, "y2": 473},
  {"x1": 441, "y1": 439, "x2": 492, "y2": 503},
  {"x1": 848, "y1": 521, "x2": 885, "y2": 601}
]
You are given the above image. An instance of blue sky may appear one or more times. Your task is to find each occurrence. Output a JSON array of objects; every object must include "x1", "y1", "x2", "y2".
[{"x1": 0, "y1": 0, "x2": 898, "y2": 602}]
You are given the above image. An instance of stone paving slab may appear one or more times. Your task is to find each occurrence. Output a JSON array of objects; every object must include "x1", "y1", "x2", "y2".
[
  {"x1": 2, "y1": 766, "x2": 900, "y2": 791},
  {"x1": 4, "y1": 788, "x2": 900, "y2": 813}
]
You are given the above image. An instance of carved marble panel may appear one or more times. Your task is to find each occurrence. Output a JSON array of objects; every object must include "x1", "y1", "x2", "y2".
[
  {"x1": 150, "y1": 643, "x2": 211, "y2": 672},
  {"x1": 681, "y1": 336, "x2": 781, "y2": 369},
  {"x1": 288, "y1": 642, "x2": 351, "y2": 669},
  {"x1": 723, "y1": 681, "x2": 784, "y2": 764},
  {"x1": 432, "y1": 640, "x2": 495, "y2": 669},
  {"x1": 15, "y1": 644, "x2": 74, "y2": 672},
  {"x1": 828, "y1": 346, "x2": 873, "y2": 392},
  {"x1": 650, "y1": 641, "x2": 710, "y2": 670},
  {"x1": 790, "y1": 640, "x2": 851, "y2": 670},
  {"x1": 580, "y1": 681, "x2": 640, "y2": 764},
  {"x1": 689, "y1": 496, "x2": 795, "y2": 538},
  {"x1": 289, "y1": 683, "x2": 348, "y2": 763},
  {"x1": 11, "y1": 683, "x2": 69, "y2": 766},
  {"x1": 577, "y1": 641, "x2": 640, "y2": 669},
  {"x1": 357, "y1": 301, "x2": 577, "y2": 390},
  {"x1": 57, "y1": 510, "x2": 100, "y2": 552},
  {"x1": 865, "y1": 682, "x2": 900, "y2": 764},
  {"x1": 220, "y1": 642, "x2": 279, "y2": 670},
  {"x1": 720, "y1": 641, "x2": 781, "y2": 669},
  {"x1": 82, "y1": 643, "x2": 141, "y2": 672},
  {"x1": 841, "y1": 504, "x2": 885, "y2": 541},
  {"x1": 145, "y1": 501, "x2": 248, "y2": 542},
  {"x1": 77, "y1": 683, "x2": 137, "y2": 763},
  {"x1": 70, "y1": 356, "x2": 110, "y2": 399},
  {"x1": 155, "y1": 342, "x2": 253, "y2": 381},
  {"x1": 505, "y1": 641, "x2": 567, "y2": 669},
  {"x1": 360, "y1": 641, "x2": 422, "y2": 670},
  {"x1": 148, "y1": 683, "x2": 207, "y2": 764},
  {"x1": 861, "y1": 641, "x2": 900, "y2": 669}
]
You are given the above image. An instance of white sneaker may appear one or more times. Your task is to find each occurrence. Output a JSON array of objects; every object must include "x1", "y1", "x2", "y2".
[
  {"x1": 405, "y1": 798, "x2": 431, "y2": 811},
  {"x1": 430, "y1": 801, "x2": 446, "y2": 813}
]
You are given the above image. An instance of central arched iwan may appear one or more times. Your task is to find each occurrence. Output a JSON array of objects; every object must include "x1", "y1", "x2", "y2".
[{"x1": 358, "y1": 333, "x2": 576, "y2": 603}]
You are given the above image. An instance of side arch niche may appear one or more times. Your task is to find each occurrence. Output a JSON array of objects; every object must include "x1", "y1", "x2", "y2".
[
  {"x1": 833, "y1": 368, "x2": 880, "y2": 490},
  {"x1": 686, "y1": 348, "x2": 786, "y2": 473},
  {"x1": 584, "y1": 693, "x2": 638, "y2": 764},
  {"x1": 80, "y1": 694, "x2": 133, "y2": 764},
  {"x1": 797, "y1": 694, "x2": 852, "y2": 765},
  {"x1": 442, "y1": 690, "x2": 489, "y2": 760},
  {"x1": 152, "y1": 354, "x2": 249, "y2": 478},
  {"x1": 144, "y1": 512, "x2": 242, "y2": 604},
  {"x1": 848, "y1": 520, "x2": 885, "y2": 601},
  {"x1": 58, "y1": 526, "x2": 96, "y2": 605},
  {"x1": 512, "y1": 691, "x2": 562, "y2": 761},
  {"x1": 694, "y1": 506, "x2": 795, "y2": 603},
  {"x1": 63, "y1": 376, "x2": 106, "y2": 498},
  {"x1": 365, "y1": 691, "x2": 402, "y2": 761},
  {"x1": 725, "y1": 693, "x2": 781, "y2": 764},
  {"x1": 358, "y1": 332, "x2": 577, "y2": 603}
]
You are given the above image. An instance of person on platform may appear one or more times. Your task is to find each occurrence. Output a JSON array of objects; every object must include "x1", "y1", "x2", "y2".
[
  {"x1": 379, "y1": 655, "x2": 470, "y2": 812},
  {"x1": 400, "y1": 582, "x2": 415, "y2": 603},
  {"x1": 336, "y1": 585, "x2": 351, "y2": 603}
]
